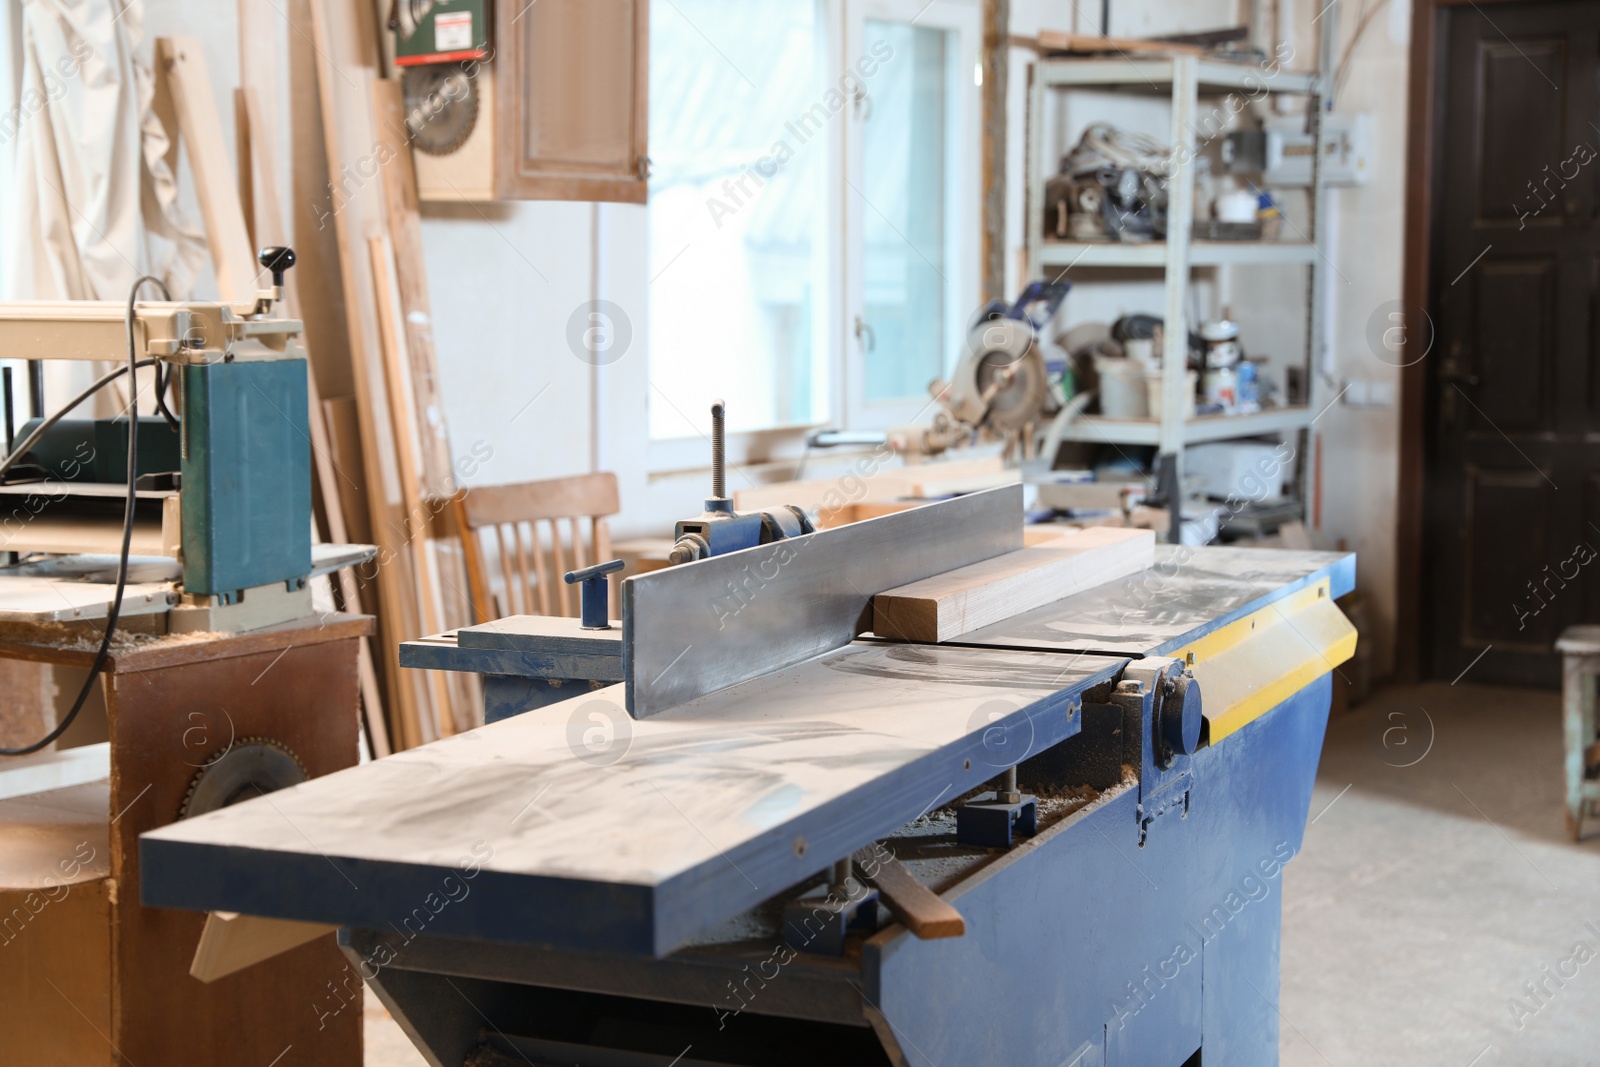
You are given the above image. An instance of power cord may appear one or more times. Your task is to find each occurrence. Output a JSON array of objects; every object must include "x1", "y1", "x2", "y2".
[{"x1": 0, "y1": 275, "x2": 171, "y2": 756}]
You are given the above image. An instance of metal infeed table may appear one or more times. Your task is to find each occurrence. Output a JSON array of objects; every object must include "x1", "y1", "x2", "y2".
[{"x1": 141, "y1": 492, "x2": 1355, "y2": 1067}]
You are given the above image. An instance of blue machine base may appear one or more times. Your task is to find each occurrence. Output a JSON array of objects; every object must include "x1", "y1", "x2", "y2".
[{"x1": 338, "y1": 674, "x2": 1332, "y2": 1067}]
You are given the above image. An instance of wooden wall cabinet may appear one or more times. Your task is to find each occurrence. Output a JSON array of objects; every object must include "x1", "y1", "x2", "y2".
[{"x1": 414, "y1": 0, "x2": 649, "y2": 204}]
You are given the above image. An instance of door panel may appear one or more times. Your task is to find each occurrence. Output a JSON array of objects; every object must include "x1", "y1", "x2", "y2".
[
  {"x1": 1463, "y1": 467, "x2": 1558, "y2": 649},
  {"x1": 1426, "y1": 2, "x2": 1600, "y2": 685},
  {"x1": 1471, "y1": 258, "x2": 1556, "y2": 430},
  {"x1": 1476, "y1": 40, "x2": 1568, "y2": 224}
]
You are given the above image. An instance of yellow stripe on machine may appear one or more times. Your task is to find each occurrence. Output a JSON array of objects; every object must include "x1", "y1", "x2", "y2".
[{"x1": 1175, "y1": 579, "x2": 1357, "y2": 744}]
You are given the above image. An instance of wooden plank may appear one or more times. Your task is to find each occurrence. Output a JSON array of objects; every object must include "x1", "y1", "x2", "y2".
[
  {"x1": 370, "y1": 234, "x2": 455, "y2": 738},
  {"x1": 1031, "y1": 29, "x2": 1205, "y2": 56},
  {"x1": 288, "y1": 0, "x2": 357, "y2": 399},
  {"x1": 855, "y1": 850, "x2": 965, "y2": 940},
  {"x1": 189, "y1": 911, "x2": 337, "y2": 983},
  {"x1": 233, "y1": 89, "x2": 256, "y2": 251},
  {"x1": 323, "y1": 397, "x2": 373, "y2": 544},
  {"x1": 153, "y1": 38, "x2": 259, "y2": 304},
  {"x1": 981, "y1": 0, "x2": 1009, "y2": 302},
  {"x1": 307, "y1": 0, "x2": 435, "y2": 749},
  {"x1": 873, "y1": 527, "x2": 1156, "y2": 643},
  {"x1": 371, "y1": 79, "x2": 454, "y2": 496}
]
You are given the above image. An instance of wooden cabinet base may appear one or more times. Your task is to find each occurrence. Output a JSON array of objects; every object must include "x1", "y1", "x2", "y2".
[{"x1": 0, "y1": 618, "x2": 370, "y2": 1066}]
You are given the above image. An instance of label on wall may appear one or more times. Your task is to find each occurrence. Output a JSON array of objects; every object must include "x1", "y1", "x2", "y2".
[{"x1": 435, "y1": 12, "x2": 473, "y2": 52}]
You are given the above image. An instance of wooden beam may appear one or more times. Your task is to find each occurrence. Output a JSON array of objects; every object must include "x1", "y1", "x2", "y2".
[
  {"x1": 370, "y1": 234, "x2": 454, "y2": 738},
  {"x1": 872, "y1": 527, "x2": 1155, "y2": 643},
  {"x1": 855, "y1": 850, "x2": 965, "y2": 940},
  {"x1": 233, "y1": 89, "x2": 256, "y2": 252},
  {"x1": 371, "y1": 79, "x2": 455, "y2": 497},
  {"x1": 1031, "y1": 30, "x2": 1205, "y2": 56},
  {"x1": 981, "y1": 0, "x2": 1009, "y2": 302},
  {"x1": 153, "y1": 38, "x2": 259, "y2": 305},
  {"x1": 307, "y1": 0, "x2": 438, "y2": 748}
]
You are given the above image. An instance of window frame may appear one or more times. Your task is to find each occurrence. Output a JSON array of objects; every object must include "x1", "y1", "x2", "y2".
[
  {"x1": 645, "y1": 0, "x2": 981, "y2": 472},
  {"x1": 841, "y1": 0, "x2": 983, "y2": 432}
]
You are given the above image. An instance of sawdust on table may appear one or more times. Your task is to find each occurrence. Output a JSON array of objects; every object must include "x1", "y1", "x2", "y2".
[{"x1": 0, "y1": 621, "x2": 228, "y2": 653}]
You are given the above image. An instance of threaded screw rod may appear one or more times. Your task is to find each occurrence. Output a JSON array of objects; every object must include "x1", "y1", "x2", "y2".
[{"x1": 711, "y1": 400, "x2": 726, "y2": 499}]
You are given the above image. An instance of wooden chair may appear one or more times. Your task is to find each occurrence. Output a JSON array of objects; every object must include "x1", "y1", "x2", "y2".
[{"x1": 451, "y1": 472, "x2": 620, "y2": 624}]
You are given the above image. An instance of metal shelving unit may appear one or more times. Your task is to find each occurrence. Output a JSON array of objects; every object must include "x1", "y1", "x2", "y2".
[{"x1": 1026, "y1": 39, "x2": 1333, "y2": 539}]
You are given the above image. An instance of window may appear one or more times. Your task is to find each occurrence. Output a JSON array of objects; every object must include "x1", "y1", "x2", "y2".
[
  {"x1": 647, "y1": 1, "x2": 831, "y2": 442},
  {"x1": 648, "y1": 0, "x2": 979, "y2": 461}
]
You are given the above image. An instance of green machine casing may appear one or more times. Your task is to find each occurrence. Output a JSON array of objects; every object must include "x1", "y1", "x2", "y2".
[
  {"x1": 180, "y1": 361, "x2": 312, "y2": 599},
  {"x1": 394, "y1": 0, "x2": 490, "y2": 66}
]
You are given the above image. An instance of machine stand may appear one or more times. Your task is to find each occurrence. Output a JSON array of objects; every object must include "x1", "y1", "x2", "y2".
[
  {"x1": 957, "y1": 792, "x2": 1038, "y2": 847},
  {"x1": 782, "y1": 879, "x2": 881, "y2": 956}
]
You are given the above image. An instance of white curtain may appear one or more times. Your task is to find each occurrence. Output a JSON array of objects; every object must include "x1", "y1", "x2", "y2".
[{"x1": 0, "y1": 0, "x2": 206, "y2": 412}]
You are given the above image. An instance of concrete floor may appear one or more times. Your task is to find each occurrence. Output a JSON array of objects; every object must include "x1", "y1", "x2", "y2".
[
  {"x1": 1282, "y1": 681, "x2": 1600, "y2": 1067},
  {"x1": 364, "y1": 680, "x2": 1600, "y2": 1066}
]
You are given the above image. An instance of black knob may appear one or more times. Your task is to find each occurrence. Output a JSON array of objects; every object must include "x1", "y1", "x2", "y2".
[
  {"x1": 1159, "y1": 671, "x2": 1203, "y2": 760},
  {"x1": 258, "y1": 246, "x2": 297, "y2": 288}
]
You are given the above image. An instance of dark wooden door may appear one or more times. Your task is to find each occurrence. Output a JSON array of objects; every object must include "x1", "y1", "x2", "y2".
[{"x1": 1427, "y1": 2, "x2": 1600, "y2": 685}]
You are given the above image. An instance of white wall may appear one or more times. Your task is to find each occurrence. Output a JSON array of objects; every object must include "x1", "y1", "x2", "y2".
[{"x1": 1299, "y1": 0, "x2": 1411, "y2": 676}]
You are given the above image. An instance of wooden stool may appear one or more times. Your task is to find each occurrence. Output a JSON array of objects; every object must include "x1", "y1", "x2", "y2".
[
  {"x1": 0, "y1": 617, "x2": 370, "y2": 1066},
  {"x1": 1556, "y1": 626, "x2": 1600, "y2": 841}
]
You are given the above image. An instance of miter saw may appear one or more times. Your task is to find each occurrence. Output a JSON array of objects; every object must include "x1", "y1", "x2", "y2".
[{"x1": 898, "y1": 280, "x2": 1069, "y2": 462}]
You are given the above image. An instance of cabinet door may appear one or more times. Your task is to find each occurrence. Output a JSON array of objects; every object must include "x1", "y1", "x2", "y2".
[{"x1": 497, "y1": 0, "x2": 649, "y2": 203}]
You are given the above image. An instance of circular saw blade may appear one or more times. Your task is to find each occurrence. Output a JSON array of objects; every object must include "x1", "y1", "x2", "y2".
[
  {"x1": 180, "y1": 738, "x2": 309, "y2": 820},
  {"x1": 967, "y1": 320, "x2": 1049, "y2": 433},
  {"x1": 403, "y1": 64, "x2": 479, "y2": 156}
]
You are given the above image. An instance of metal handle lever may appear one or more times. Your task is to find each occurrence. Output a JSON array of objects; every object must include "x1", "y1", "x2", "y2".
[{"x1": 564, "y1": 559, "x2": 624, "y2": 630}]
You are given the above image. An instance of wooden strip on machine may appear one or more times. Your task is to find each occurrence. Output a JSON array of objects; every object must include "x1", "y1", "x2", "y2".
[
  {"x1": 872, "y1": 527, "x2": 1155, "y2": 644},
  {"x1": 856, "y1": 850, "x2": 966, "y2": 940}
]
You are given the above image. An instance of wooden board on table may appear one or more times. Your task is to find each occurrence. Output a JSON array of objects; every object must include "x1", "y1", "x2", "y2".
[{"x1": 873, "y1": 527, "x2": 1156, "y2": 644}]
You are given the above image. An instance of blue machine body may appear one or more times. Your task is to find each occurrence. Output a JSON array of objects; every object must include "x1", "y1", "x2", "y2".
[
  {"x1": 180, "y1": 360, "x2": 312, "y2": 597},
  {"x1": 142, "y1": 546, "x2": 1353, "y2": 1066}
]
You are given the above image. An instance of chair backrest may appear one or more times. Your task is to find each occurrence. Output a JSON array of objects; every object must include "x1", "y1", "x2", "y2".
[{"x1": 452, "y1": 472, "x2": 621, "y2": 624}]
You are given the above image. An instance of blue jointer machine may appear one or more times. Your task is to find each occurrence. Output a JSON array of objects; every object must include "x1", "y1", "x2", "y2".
[{"x1": 141, "y1": 485, "x2": 1355, "y2": 1067}]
